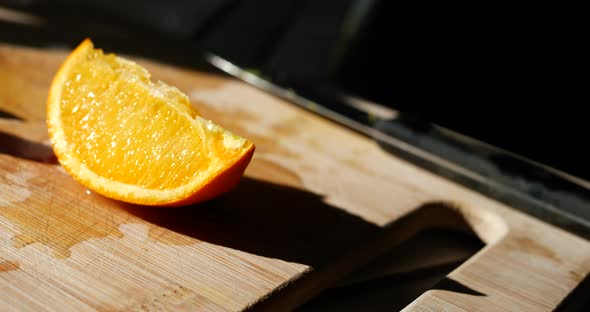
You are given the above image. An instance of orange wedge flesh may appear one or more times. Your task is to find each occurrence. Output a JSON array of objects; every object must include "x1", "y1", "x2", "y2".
[{"x1": 47, "y1": 39, "x2": 255, "y2": 206}]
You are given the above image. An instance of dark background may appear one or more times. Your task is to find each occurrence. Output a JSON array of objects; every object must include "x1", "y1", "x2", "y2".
[
  {"x1": 1, "y1": 1, "x2": 590, "y2": 310},
  {"x1": 2, "y1": 0, "x2": 589, "y2": 180}
]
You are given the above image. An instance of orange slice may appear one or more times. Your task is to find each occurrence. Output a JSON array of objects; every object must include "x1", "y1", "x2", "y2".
[{"x1": 47, "y1": 39, "x2": 255, "y2": 206}]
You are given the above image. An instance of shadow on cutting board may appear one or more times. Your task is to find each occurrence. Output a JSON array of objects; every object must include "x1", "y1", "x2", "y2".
[
  {"x1": 124, "y1": 177, "x2": 382, "y2": 267},
  {"x1": 0, "y1": 132, "x2": 487, "y2": 309},
  {"x1": 124, "y1": 179, "x2": 487, "y2": 309},
  {"x1": 0, "y1": 131, "x2": 56, "y2": 163},
  {"x1": 298, "y1": 229, "x2": 485, "y2": 311}
]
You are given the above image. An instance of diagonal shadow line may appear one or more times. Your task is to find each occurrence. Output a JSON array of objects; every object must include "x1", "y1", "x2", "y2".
[
  {"x1": 555, "y1": 272, "x2": 590, "y2": 311},
  {"x1": 296, "y1": 256, "x2": 485, "y2": 311},
  {"x1": 433, "y1": 277, "x2": 486, "y2": 296},
  {"x1": 320, "y1": 260, "x2": 485, "y2": 296},
  {"x1": 0, "y1": 109, "x2": 23, "y2": 121},
  {"x1": 0, "y1": 131, "x2": 56, "y2": 163}
]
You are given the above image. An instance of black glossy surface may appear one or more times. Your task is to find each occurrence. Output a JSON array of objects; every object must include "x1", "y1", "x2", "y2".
[{"x1": 337, "y1": 0, "x2": 590, "y2": 181}]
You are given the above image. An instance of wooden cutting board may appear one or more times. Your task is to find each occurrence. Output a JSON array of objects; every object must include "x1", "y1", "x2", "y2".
[{"x1": 0, "y1": 42, "x2": 589, "y2": 311}]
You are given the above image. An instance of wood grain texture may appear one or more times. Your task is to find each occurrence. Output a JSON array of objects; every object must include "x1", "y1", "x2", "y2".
[{"x1": 0, "y1": 42, "x2": 588, "y2": 311}]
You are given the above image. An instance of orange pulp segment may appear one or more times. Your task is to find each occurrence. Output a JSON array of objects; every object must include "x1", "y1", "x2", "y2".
[{"x1": 47, "y1": 39, "x2": 255, "y2": 206}]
